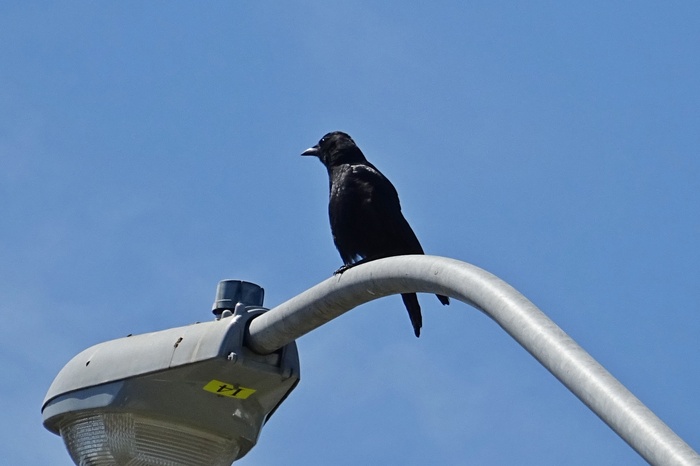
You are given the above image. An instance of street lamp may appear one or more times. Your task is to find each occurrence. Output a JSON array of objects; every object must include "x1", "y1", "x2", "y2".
[
  {"x1": 44, "y1": 256, "x2": 699, "y2": 465},
  {"x1": 42, "y1": 280, "x2": 300, "y2": 466}
]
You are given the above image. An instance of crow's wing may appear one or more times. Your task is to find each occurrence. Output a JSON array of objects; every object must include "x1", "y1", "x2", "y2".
[{"x1": 329, "y1": 162, "x2": 423, "y2": 265}]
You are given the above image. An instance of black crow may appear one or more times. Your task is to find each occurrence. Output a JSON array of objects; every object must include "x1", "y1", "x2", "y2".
[{"x1": 302, "y1": 131, "x2": 449, "y2": 337}]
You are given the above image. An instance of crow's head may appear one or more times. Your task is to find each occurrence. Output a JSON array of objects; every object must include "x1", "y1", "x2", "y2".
[{"x1": 302, "y1": 131, "x2": 366, "y2": 167}]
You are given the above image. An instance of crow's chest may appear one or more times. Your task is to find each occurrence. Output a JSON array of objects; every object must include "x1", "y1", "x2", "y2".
[{"x1": 328, "y1": 167, "x2": 377, "y2": 222}]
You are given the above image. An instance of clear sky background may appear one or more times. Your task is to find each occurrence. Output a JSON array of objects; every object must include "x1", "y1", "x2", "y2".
[{"x1": 2, "y1": 2, "x2": 699, "y2": 465}]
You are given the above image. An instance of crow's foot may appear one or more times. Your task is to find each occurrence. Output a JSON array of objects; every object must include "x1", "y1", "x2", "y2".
[{"x1": 334, "y1": 264, "x2": 353, "y2": 275}]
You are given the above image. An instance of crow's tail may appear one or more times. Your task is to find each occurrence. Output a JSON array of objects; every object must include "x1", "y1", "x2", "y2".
[
  {"x1": 436, "y1": 294, "x2": 450, "y2": 306},
  {"x1": 401, "y1": 293, "x2": 423, "y2": 338}
]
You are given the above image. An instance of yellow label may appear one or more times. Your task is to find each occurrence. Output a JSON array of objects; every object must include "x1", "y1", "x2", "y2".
[{"x1": 203, "y1": 380, "x2": 256, "y2": 399}]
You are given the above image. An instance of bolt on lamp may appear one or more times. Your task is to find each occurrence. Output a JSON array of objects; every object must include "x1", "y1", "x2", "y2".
[{"x1": 42, "y1": 280, "x2": 300, "y2": 466}]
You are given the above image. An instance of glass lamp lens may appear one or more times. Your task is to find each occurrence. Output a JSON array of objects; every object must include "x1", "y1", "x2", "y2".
[{"x1": 59, "y1": 412, "x2": 240, "y2": 466}]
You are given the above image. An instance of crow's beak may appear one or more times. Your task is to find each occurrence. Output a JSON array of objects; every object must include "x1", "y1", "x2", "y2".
[{"x1": 301, "y1": 145, "x2": 319, "y2": 156}]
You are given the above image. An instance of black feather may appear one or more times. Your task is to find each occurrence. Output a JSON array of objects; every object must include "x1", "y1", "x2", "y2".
[{"x1": 302, "y1": 131, "x2": 450, "y2": 337}]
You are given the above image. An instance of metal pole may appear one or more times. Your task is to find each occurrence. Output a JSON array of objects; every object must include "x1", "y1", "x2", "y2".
[{"x1": 245, "y1": 255, "x2": 699, "y2": 466}]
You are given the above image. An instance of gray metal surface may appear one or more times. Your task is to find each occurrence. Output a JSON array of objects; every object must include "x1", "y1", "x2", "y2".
[
  {"x1": 245, "y1": 255, "x2": 699, "y2": 466},
  {"x1": 43, "y1": 303, "x2": 300, "y2": 462},
  {"x1": 44, "y1": 308, "x2": 262, "y2": 402}
]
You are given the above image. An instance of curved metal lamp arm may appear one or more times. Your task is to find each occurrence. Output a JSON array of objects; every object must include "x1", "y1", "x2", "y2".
[{"x1": 245, "y1": 255, "x2": 699, "y2": 466}]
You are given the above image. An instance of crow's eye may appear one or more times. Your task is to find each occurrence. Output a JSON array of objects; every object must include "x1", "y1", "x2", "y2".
[{"x1": 320, "y1": 138, "x2": 326, "y2": 145}]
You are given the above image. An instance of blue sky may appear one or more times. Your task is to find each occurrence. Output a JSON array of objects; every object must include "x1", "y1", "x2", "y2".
[{"x1": 2, "y1": 2, "x2": 699, "y2": 464}]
